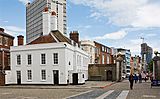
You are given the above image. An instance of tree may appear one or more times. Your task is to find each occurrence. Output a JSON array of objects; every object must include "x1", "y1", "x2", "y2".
[{"x1": 148, "y1": 60, "x2": 153, "y2": 72}]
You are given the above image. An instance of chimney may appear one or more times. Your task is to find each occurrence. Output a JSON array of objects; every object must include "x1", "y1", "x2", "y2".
[
  {"x1": 70, "y1": 31, "x2": 79, "y2": 44},
  {"x1": 17, "y1": 35, "x2": 24, "y2": 46},
  {"x1": 50, "y1": 11, "x2": 57, "y2": 31},
  {"x1": 0, "y1": 28, "x2": 4, "y2": 32},
  {"x1": 43, "y1": 7, "x2": 51, "y2": 35}
]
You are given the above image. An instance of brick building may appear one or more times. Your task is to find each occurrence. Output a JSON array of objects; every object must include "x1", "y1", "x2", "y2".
[
  {"x1": 0, "y1": 28, "x2": 14, "y2": 86},
  {"x1": 94, "y1": 41, "x2": 112, "y2": 64},
  {"x1": 80, "y1": 41, "x2": 112, "y2": 64}
]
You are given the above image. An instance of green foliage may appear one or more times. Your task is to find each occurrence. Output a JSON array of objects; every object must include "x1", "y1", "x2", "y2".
[{"x1": 148, "y1": 60, "x2": 153, "y2": 72}]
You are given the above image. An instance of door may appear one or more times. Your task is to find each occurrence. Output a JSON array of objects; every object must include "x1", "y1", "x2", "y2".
[
  {"x1": 72, "y1": 73, "x2": 78, "y2": 85},
  {"x1": 17, "y1": 71, "x2": 21, "y2": 85},
  {"x1": 107, "y1": 70, "x2": 112, "y2": 81},
  {"x1": 53, "y1": 70, "x2": 59, "y2": 85}
]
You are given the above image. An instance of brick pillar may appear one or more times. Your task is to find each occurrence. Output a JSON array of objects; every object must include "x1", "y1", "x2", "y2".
[
  {"x1": 0, "y1": 72, "x2": 5, "y2": 86},
  {"x1": 69, "y1": 31, "x2": 79, "y2": 44},
  {"x1": 17, "y1": 35, "x2": 24, "y2": 46}
]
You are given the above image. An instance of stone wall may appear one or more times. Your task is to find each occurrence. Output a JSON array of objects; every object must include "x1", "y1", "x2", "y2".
[{"x1": 88, "y1": 64, "x2": 116, "y2": 81}]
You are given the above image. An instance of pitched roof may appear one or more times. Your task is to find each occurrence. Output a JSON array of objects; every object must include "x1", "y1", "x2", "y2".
[
  {"x1": 0, "y1": 31, "x2": 14, "y2": 39},
  {"x1": 28, "y1": 30, "x2": 71, "y2": 45}
]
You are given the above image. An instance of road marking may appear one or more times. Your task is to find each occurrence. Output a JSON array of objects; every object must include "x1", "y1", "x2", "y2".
[
  {"x1": 116, "y1": 90, "x2": 129, "y2": 99},
  {"x1": 64, "y1": 90, "x2": 93, "y2": 99},
  {"x1": 95, "y1": 90, "x2": 114, "y2": 99},
  {"x1": 143, "y1": 95, "x2": 156, "y2": 98}
]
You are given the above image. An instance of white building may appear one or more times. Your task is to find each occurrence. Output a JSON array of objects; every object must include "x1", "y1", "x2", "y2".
[
  {"x1": 6, "y1": 31, "x2": 89, "y2": 85},
  {"x1": 26, "y1": 0, "x2": 67, "y2": 43}
]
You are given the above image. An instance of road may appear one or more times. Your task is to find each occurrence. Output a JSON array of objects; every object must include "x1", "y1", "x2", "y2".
[
  {"x1": 67, "y1": 80, "x2": 160, "y2": 99},
  {"x1": 0, "y1": 80, "x2": 160, "y2": 99}
]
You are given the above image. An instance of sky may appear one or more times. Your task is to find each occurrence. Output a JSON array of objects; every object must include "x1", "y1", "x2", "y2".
[{"x1": 0, "y1": 0, "x2": 160, "y2": 56}]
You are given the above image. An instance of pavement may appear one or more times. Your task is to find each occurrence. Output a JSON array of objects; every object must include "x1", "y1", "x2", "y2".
[{"x1": 0, "y1": 81, "x2": 116, "y2": 89}]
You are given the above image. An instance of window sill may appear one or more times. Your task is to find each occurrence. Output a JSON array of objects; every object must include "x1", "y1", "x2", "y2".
[
  {"x1": 27, "y1": 80, "x2": 32, "y2": 82},
  {"x1": 41, "y1": 80, "x2": 46, "y2": 82},
  {"x1": 52, "y1": 64, "x2": 59, "y2": 66},
  {"x1": 27, "y1": 65, "x2": 32, "y2": 67},
  {"x1": 40, "y1": 64, "x2": 46, "y2": 66}
]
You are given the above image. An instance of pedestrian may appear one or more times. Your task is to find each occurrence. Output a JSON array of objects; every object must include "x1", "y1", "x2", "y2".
[
  {"x1": 134, "y1": 74, "x2": 138, "y2": 83},
  {"x1": 129, "y1": 74, "x2": 134, "y2": 90},
  {"x1": 139, "y1": 73, "x2": 142, "y2": 83}
]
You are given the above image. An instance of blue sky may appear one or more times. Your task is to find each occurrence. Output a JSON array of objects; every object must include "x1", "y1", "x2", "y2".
[{"x1": 0, "y1": 0, "x2": 160, "y2": 55}]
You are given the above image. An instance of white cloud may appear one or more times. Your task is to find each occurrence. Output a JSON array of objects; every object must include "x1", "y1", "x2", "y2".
[
  {"x1": 70, "y1": 0, "x2": 160, "y2": 28},
  {"x1": 18, "y1": 0, "x2": 29, "y2": 5},
  {"x1": 3, "y1": 26, "x2": 25, "y2": 33},
  {"x1": 93, "y1": 30, "x2": 127, "y2": 40}
]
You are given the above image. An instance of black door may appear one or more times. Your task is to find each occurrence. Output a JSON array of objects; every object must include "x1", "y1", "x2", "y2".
[
  {"x1": 107, "y1": 70, "x2": 112, "y2": 81},
  {"x1": 72, "y1": 73, "x2": 78, "y2": 85},
  {"x1": 53, "y1": 70, "x2": 59, "y2": 85},
  {"x1": 17, "y1": 71, "x2": 21, "y2": 85}
]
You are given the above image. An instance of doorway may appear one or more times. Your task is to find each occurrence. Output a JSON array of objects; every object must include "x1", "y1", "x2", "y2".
[
  {"x1": 17, "y1": 71, "x2": 21, "y2": 85},
  {"x1": 107, "y1": 70, "x2": 112, "y2": 81},
  {"x1": 72, "y1": 73, "x2": 78, "y2": 85},
  {"x1": 53, "y1": 70, "x2": 59, "y2": 85}
]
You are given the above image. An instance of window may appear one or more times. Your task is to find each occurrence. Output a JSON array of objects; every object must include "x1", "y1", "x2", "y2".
[
  {"x1": 27, "y1": 70, "x2": 32, "y2": 80},
  {"x1": 53, "y1": 53, "x2": 58, "y2": 64},
  {"x1": 107, "y1": 55, "x2": 110, "y2": 64},
  {"x1": 41, "y1": 54, "x2": 46, "y2": 64},
  {"x1": 41, "y1": 70, "x2": 46, "y2": 80},
  {"x1": 4, "y1": 37, "x2": 8, "y2": 46},
  {"x1": 17, "y1": 55, "x2": 21, "y2": 65},
  {"x1": 28, "y1": 54, "x2": 32, "y2": 65},
  {"x1": 0, "y1": 36, "x2": 2, "y2": 45},
  {"x1": 102, "y1": 54, "x2": 104, "y2": 64}
]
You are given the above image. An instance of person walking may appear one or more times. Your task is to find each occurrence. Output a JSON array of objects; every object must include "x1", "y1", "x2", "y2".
[
  {"x1": 129, "y1": 74, "x2": 134, "y2": 90},
  {"x1": 139, "y1": 73, "x2": 142, "y2": 83},
  {"x1": 134, "y1": 74, "x2": 138, "y2": 83}
]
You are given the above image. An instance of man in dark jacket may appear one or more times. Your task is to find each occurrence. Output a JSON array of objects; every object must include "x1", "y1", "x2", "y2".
[{"x1": 129, "y1": 74, "x2": 134, "y2": 90}]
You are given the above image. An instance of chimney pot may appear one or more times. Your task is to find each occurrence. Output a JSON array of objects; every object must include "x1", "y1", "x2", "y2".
[
  {"x1": 17, "y1": 35, "x2": 24, "y2": 46},
  {"x1": 44, "y1": 7, "x2": 49, "y2": 12}
]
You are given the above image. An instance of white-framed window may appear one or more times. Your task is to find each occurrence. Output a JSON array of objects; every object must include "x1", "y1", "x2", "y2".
[
  {"x1": 41, "y1": 70, "x2": 46, "y2": 80},
  {"x1": 17, "y1": 55, "x2": 21, "y2": 65},
  {"x1": 102, "y1": 54, "x2": 104, "y2": 64},
  {"x1": 41, "y1": 54, "x2": 46, "y2": 64},
  {"x1": 4, "y1": 37, "x2": 8, "y2": 46},
  {"x1": 0, "y1": 36, "x2": 2, "y2": 45},
  {"x1": 53, "y1": 53, "x2": 58, "y2": 64},
  {"x1": 27, "y1": 54, "x2": 32, "y2": 65},
  {"x1": 107, "y1": 55, "x2": 110, "y2": 64},
  {"x1": 27, "y1": 70, "x2": 32, "y2": 80}
]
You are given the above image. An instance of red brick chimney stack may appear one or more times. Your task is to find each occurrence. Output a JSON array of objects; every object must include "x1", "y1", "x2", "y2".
[
  {"x1": 17, "y1": 35, "x2": 24, "y2": 46},
  {"x1": 0, "y1": 28, "x2": 4, "y2": 32},
  {"x1": 69, "y1": 31, "x2": 79, "y2": 44}
]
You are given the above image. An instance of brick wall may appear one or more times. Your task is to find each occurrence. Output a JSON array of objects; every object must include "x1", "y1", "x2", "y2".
[
  {"x1": 88, "y1": 64, "x2": 116, "y2": 81},
  {"x1": 0, "y1": 72, "x2": 5, "y2": 86}
]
